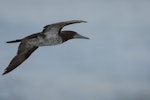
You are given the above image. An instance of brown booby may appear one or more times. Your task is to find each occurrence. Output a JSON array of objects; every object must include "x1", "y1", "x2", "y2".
[{"x1": 2, "y1": 20, "x2": 89, "y2": 75}]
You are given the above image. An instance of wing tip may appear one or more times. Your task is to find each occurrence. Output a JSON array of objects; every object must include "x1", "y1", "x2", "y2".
[
  {"x1": 2, "y1": 70, "x2": 8, "y2": 76},
  {"x1": 2, "y1": 72, "x2": 6, "y2": 76},
  {"x1": 70, "y1": 20, "x2": 87, "y2": 23},
  {"x1": 79, "y1": 20, "x2": 87, "y2": 23}
]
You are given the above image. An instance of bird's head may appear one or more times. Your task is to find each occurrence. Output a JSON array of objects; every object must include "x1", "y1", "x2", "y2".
[{"x1": 59, "y1": 31, "x2": 89, "y2": 42}]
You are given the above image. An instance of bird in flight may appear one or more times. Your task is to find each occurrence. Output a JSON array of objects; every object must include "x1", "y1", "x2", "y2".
[{"x1": 2, "y1": 20, "x2": 89, "y2": 75}]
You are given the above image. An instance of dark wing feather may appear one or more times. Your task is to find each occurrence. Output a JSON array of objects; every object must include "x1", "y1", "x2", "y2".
[
  {"x1": 42, "y1": 20, "x2": 87, "y2": 33},
  {"x1": 2, "y1": 42, "x2": 38, "y2": 75}
]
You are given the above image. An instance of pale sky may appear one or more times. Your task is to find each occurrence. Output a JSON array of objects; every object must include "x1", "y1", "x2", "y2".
[{"x1": 0, "y1": 0, "x2": 150, "y2": 100}]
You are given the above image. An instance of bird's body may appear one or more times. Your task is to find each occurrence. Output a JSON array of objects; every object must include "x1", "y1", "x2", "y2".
[
  {"x1": 2, "y1": 20, "x2": 89, "y2": 75},
  {"x1": 26, "y1": 32, "x2": 62, "y2": 47}
]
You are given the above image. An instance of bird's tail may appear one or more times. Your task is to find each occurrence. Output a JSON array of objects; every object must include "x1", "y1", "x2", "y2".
[{"x1": 6, "y1": 39, "x2": 22, "y2": 43}]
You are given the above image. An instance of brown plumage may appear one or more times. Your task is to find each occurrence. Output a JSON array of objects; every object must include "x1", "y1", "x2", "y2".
[{"x1": 2, "y1": 20, "x2": 89, "y2": 75}]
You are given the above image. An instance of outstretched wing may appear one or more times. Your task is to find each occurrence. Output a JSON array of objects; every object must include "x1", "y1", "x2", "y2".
[
  {"x1": 42, "y1": 20, "x2": 87, "y2": 34},
  {"x1": 2, "y1": 42, "x2": 38, "y2": 75}
]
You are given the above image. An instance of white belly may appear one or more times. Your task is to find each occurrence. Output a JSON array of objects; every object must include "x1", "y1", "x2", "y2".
[{"x1": 27, "y1": 36, "x2": 62, "y2": 47}]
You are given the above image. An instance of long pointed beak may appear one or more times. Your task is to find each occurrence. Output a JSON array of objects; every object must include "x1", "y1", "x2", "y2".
[{"x1": 73, "y1": 34, "x2": 90, "y2": 39}]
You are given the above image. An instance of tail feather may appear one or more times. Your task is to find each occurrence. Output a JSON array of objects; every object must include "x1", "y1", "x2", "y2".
[{"x1": 6, "y1": 39, "x2": 22, "y2": 43}]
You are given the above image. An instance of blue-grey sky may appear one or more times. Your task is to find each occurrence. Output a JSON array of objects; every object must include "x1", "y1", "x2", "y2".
[{"x1": 0, "y1": 0, "x2": 150, "y2": 100}]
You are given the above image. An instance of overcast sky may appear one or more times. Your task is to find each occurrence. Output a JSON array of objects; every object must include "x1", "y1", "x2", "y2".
[{"x1": 0, "y1": 0, "x2": 150, "y2": 100}]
